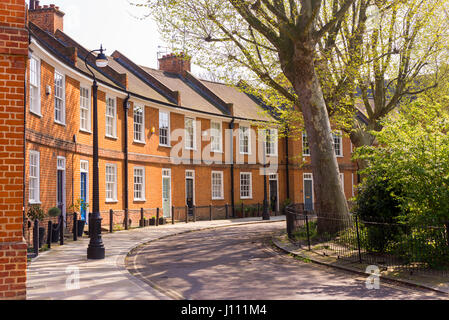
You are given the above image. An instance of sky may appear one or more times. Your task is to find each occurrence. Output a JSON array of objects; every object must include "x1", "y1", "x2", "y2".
[{"x1": 29, "y1": 0, "x2": 176, "y2": 70}]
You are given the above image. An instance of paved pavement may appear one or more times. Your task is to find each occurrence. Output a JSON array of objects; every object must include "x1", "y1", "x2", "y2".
[
  {"x1": 26, "y1": 216, "x2": 285, "y2": 300},
  {"x1": 126, "y1": 222, "x2": 447, "y2": 300}
]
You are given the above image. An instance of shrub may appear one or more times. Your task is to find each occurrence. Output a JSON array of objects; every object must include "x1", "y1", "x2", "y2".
[
  {"x1": 27, "y1": 204, "x2": 45, "y2": 221},
  {"x1": 48, "y1": 207, "x2": 61, "y2": 217}
]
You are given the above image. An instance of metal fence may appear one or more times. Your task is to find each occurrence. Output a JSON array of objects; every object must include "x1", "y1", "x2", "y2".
[{"x1": 286, "y1": 204, "x2": 449, "y2": 274}]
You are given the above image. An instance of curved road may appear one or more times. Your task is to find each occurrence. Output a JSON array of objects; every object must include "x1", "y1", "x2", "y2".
[{"x1": 126, "y1": 221, "x2": 446, "y2": 300}]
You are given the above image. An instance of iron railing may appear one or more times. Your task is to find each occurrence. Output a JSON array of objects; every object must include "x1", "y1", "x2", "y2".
[{"x1": 286, "y1": 204, "x2": 449, "y2": 274}]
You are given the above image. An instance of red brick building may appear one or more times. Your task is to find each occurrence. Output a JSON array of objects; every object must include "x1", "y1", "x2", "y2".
[
  {"x1": 22, "y1": 2, "x2": 358, "y2": 235},
  {"x1": 0, "y1": 0, "x2": 28, "y2": 300},
  {"x1": 0, "y1": 0, "x2": 361, "y2": 300}
]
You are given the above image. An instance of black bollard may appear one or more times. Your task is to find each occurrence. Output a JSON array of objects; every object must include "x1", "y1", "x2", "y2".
[
  {"x1": 73, "y1": 212, "x2": 78, "y2": 241},
  {"x1": 172, "y1": 206, "x2": 175, "y2": 225},
  {"x1": 59, "y1": 215, "x2": 64, "y2": 246},
  {"x1": 109, "y1": 209, "x2": 113, "y2": 233},
  {"x1": 47, "y1": 220, "x2": 52, "y2": 249},
  {"x1": 140, "y1": 208, "x2": 144, "y2": 227},
  {"x1": 156, "y1": 208, "x2": 160, "y2": 226},
  {"x1": 33, "y1": 219, "x2": 39, "y2": 257}
]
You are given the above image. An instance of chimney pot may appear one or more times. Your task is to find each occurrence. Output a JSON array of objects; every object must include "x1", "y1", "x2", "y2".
[
  {"x1": 29, "y1": 1, "x2": 65, "y2": 33},
  {"x1": 158, "y1": 52, "x2": 191, "y2": 74}
]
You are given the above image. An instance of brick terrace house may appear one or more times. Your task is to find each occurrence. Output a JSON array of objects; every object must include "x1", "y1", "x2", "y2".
[
  {"x1": 23, "y1": 2, "x2": 358, "y2": 241},
  {"x1": 0, "y1": 0, "x2": 28, "y2": 300}
]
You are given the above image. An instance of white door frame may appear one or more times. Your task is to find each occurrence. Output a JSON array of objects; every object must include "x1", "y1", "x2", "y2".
[
  {"x1": 303, "y1": 173, "x2": 314, "y2": 210},
  {"x1": 162, "y1": 168, "x2": 172, "y2": 217},
  {"x1": 269, "y1": 173, "x2": 279, "y2": 212},
  {"x1": 185, "y1": 170, "x2": 195, "y2": 205},
  {"x1": 80, "y1": 160, "x2": 89, "y2": 224},
  {"x1": 56, "y1": 156, "x2": 66, "y2": 226}
]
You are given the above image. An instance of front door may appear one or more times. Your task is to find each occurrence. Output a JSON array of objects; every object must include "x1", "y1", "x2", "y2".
[
  {"x1": 162, "y1": 169, "x2": 171, "y2": 218},
  {"x1": 57, "y1": 157, "x2": 66, "y2": 226},
  {"x1": 185, "y1": 170, "x2": 194, "y2": 216},
  {"x1": 80, "y1": 160, "x2": 89, "y2": 222},
  {"x1": 269, "y1": 174, "x2": 278, "y2": 213},
  {"x1": 303, "y1": 173, "x2": 313, "y2": 212},
  {"x1": 80, "y1": 172, "x2": 87, "y2": 220}
]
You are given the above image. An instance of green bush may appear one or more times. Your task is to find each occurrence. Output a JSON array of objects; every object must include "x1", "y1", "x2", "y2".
[
  {"x1": 27, "y1": 204, "x2": 45, "y2": 221},
  {"x1": 354, "y1": 176, "x2": 405, "y2": 252},
  {"x1": 48, "y1": 207, "x2": 61, "y2": 217}
]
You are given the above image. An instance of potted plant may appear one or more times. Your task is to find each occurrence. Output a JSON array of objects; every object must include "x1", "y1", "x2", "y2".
[
  {"x1": 69, "y1": 198, "x2": 89, "y2": 237},
  {"x1": 48, "y1": 207, "x2": 61, "y2": 242},
  {"x1": 149, "y1": 216, "x2": 156, "y2": 225},
  {"x1": 27, "y1": 204, "x2": 46, "y2": 248},
  {"x1": 159, "y1": 217, "x2": 166, "y2": 225}
]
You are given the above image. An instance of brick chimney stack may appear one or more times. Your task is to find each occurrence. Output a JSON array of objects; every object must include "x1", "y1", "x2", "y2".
[
  {"x1": 158, "y1": 53, "x2": 191, "y2": 75},
  {"x1": 29, "y1": 2, "x2": 64, "y2": 34}
]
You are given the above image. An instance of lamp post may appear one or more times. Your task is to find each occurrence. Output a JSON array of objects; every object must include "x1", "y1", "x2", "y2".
[
  {"x1": 84, "y1": 45, "x2": 108, "y2": 260},
  {"x1": 262, "y1": 131, "x2": 270, "y2": 220}
]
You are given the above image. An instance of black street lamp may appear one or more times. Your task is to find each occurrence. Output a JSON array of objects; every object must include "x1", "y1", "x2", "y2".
[
  {"x1": 262, "y1": 133, "x2": 270, "y2": 220},
  {"x1": 84, "y1": 45, "x2": 108, "y2": 260}
]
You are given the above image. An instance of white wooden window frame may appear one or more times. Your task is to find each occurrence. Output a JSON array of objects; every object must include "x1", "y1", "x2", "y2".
[
  {"x1": 159, "y1": 110, "x2": 170, "y2": 147},
  {"x1": 239, "y1": 125, "x2": 251, "y2": 155},
  {"x1": 79, "y1": 86, "x2": 91, "y2": 132},
  {"x1": 54, "y1": 70, "x2": 65, "y2": 125},
  {"x1": 105, "y1": 164, "x2": 117, "y2": 202},
  {"x1": 333, "y1": 131, "x2": 343, "y2": 157},
  {"x1": 29, "y1": 56, "x2": 41, "y2": 116},
  {"x1": 210, "y1": 121, "x2": 222, "y2": 152},
  {"x1": 211, "y1": 171, "x2": 224, "y2": 200},
  {"x1": 265, "y1": 128, "x2": 278, "y2": 156},
  {"x1": 133, "y1": 105, "x2": 145, "y2": 143},
  {"x1": 185, "y1": 117, "x2": 196, "y2": 150},
  {"x1": 302, "y1": 132, "x2": 310, "y2": 156},
  {"x1": 133, "y1": 166, "x2": 145, "y2": 201},
  {"x1": 240, "y1": 172, "x2": 252, "y2": 199},
  {"x1": 105, "y1": 96, "x2": 117, "y2": 138},
  {"x1": 29, "y1": 150, "x2": 40, "y2": 204}
]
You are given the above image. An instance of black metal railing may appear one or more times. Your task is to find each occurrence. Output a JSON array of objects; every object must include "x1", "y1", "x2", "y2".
[{"x1": 285, "y1": 204, "x2": 449, "y2": 274}]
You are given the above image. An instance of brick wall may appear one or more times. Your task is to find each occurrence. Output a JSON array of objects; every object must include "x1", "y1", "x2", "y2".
[{"x1": 0, "y1": 0, "x2": 27, "y2": 300}]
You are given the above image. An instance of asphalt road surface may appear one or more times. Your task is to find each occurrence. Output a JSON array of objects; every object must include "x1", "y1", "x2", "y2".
[{"x1": 126, "y1": 221, "x2": 446, "y2": 300}]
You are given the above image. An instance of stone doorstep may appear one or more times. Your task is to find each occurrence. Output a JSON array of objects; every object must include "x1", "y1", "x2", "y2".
[{"x1": 272, "y1": 235, "x2": 449, "y2": 296}]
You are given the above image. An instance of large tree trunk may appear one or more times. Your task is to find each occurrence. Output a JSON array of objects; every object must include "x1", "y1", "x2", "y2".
[
  {"x1": 349, "y1": 121, "x2": 377, "y2": 171},
  {"x1": 286, "y1": 43, "x2": 349, "y2": 235}
]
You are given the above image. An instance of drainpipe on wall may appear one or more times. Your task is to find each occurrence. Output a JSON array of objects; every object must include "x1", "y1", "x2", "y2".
[
  {"x1": 23, "y1": 50, "x2": 29, "y2": 236},
  {"x1": 229, "y1": 118, "x2": 235, "y2": 218},
  {"x1": 123, "y1": 94, "x2": 130, "y2": 225},
  {"x1": 285, "y1": 127, "x2": 290, "y2": 200}
]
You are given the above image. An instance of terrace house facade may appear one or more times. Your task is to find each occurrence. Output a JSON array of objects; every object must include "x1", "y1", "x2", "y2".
[{"x1": 24, "y1": 3, "x2": 358, "y2": 236}]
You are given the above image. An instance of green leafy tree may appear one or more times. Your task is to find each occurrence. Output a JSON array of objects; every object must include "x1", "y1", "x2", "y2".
[
  {"x1": 139, "y1": 0, "x2": 359, "y2": 233},
  {"x1": 354, "y1": 101, "x2": 449, "y2": 226}
]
